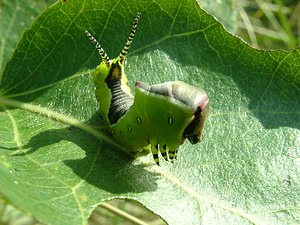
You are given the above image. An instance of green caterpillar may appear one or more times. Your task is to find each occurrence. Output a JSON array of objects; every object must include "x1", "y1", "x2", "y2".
[{"x1": 85, "y1": 13, "x2": 209, "y2": 165}]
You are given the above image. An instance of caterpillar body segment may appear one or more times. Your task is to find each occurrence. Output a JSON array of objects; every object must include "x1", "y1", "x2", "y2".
[{"x1": 86, "y1": 13, "x2": 209, "y2": 165}]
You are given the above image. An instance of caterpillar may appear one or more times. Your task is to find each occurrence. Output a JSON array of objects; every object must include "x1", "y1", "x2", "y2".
[{"x1": 85, "y1": 13, "x2": 209, "y2": 165}]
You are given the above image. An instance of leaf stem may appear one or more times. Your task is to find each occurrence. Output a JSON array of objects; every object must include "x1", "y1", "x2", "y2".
[
  {"x1": 100, "y1": 202, "x2": 150, "y2": 225},
  {"x1": 0, "y1": 97, "x2": 128, "y2": 152}
]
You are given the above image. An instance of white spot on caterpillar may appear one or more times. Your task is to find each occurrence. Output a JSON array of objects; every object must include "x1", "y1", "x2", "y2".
[
  {"x1": 168, "y1": 117, "x2": 173, "y2": 125},
  {"x1": 128, "y1": 125, "x2": 132, "y2": 132},
  {"x1": 137, "y1": 117, "x2": 142, "y2": 124}
]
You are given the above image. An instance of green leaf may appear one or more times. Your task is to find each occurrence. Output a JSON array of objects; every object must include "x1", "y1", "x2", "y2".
[
  {"x1": 0, "y1": 0, "x2": 56, "y2": 77},
  {"x1": 0, "y1": 0, "x2": 299, "y2": 225}
]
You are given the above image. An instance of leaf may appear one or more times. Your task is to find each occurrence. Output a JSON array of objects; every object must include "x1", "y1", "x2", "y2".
[
  {"x1": 0, "y1": 0, "x2": 299, "y2": 225},
  {"x1": 0, "y1": 0, "x2": 56, "y2": 77}
]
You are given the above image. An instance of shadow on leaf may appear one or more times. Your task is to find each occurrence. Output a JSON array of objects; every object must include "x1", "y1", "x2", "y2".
[{"x1": 11, "y1": 115, "x2": 158, "y2": 194}]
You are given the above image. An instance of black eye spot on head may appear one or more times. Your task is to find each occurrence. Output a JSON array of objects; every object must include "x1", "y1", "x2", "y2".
[
  {"x1": 168, "y1": 116, "x2": 173, "y2": 125},
  {"x1": 137, "y1": 116, "x2": 142, "y2": 124},
  {"x1": 128, "y1": 125, "x2": 132, "y2": 132}
]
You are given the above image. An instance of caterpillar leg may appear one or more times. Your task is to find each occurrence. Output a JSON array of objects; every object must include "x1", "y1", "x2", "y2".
[
  {"x1": 168, "y1": 148, "x2": 178, "y2": 163},
  {"x1": 151, "y1": 144, "x2": 160, "y2": 165},
  {"x1": 160, "y1": 144, "x2": 168, "y2": 161},
  {"x1": 150, "y1": 144, "x2": 177, "y2": 165}
]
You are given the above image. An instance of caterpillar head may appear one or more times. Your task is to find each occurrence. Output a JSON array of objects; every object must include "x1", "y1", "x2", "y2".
[
  {"x1": 136, "y1": 81, "x2": 209, "y2": 144},
  {"x1": 183, "y1": 96, "x2": 209, "y2": 144},
  {"x1": 169, "y1": 81, "x2": 209, "y2": 144}
]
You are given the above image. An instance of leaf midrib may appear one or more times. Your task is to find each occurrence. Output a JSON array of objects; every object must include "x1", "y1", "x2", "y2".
[{"x1": 149, "y1": 163, "x2": 262, "y2": 225}]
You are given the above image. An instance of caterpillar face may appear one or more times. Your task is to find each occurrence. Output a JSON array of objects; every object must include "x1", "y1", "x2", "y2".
[
  {"x1": 136, "y1": 81, "x2": 209, "y2": 144},
  {"x1": 86, "y1": 13, "x2": 209, "y2": 165}
]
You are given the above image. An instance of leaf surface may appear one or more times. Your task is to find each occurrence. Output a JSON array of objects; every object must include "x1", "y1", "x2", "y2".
[{"x1": 0, "y1": 0, "x2": 299, "y2": 224}]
